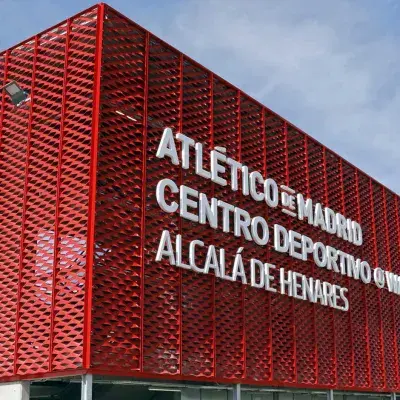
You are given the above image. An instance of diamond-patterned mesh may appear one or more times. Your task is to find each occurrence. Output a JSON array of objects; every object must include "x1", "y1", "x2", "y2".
[
  {"x1": 241, "y1": 100, "x2": 272, "y2": 382},
  {"x1": 343, "y1": 164, "x2": 369, "y2": 389},
  {"x1": 373, "y1": 185, "x2": 397, "y2": 390},
  {"x1": 51, "y1": 12, "x2": 98, "y2": 371},
  {"x1": 142, "y1": 36, "x2": 182, "y2": 376},
  {"x1": 91, "y1": 9, "x2": 400, "y2": 387},
  {"x1": 326, "y1": 153, "x2": 353, "y2": 388},
  {"x1": 181, "y1": 61, "x2": 214, "y2": 378},
  {"x1": 0, "y1": 7, "x2": 98, "y2": 378},
  {"x1": 1, "y1": 2, "x2": 400, "y2": 391},
  {"x1": 266, "y1": 123, "x2": 296, "y2": 384},
  {"x1": 358, "y1": 174, "x2": 386, "y2": 390},
  {"x1": 0, "y1": 44, "x2": 32, "y2": 377},
  {"x1": 307, "y1": 144, "x2": 336, "y2": 387},
  {"x1": 91, "y1": 10, "x2": 146, "y2": 372},
  {"x1": 287, "y1": 128, "x2": 317, "y2": 386},
  {"x1": 212, "y1": 80, "x2": 244, "y2": 380}
]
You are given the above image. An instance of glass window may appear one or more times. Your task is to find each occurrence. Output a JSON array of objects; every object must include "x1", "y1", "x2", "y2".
[{"x1": 200, "y1": 389, "x2": 229, "y2": 400}]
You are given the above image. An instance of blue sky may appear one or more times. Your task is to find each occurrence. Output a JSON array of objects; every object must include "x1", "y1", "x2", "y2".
[{"x1": 1, "y1": 0, "x2": 400, "y2": 193}]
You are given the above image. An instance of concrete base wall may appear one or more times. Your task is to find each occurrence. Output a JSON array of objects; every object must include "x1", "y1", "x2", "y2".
[{"x1": 0, "y1": 382, "x2": 30, "y2": 400}]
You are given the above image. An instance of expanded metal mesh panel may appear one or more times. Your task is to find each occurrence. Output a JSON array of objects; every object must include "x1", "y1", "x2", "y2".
[
  {"x1": 180, "y1": 61, "x2": 214, "y2": 378},
  {"x1": 50, "y1": 11, "x2": 97, "y2": 372},
  {"x1": 343, "y1": 163, "x2": 370, "y2": 389},
  {"x1": 89, "y1": 5, "x2": 400, "y2": 391},
  {"x1": 267, "y1": 124, "x2": 297, "y2": 384},
  {"x1": 2, "y1": 3, "x2": 400, "y2": 392},
  {"x1": 385, "y1": 185, "x2": 400, "y2": 391},
  {"x1": 242, "y1": 101, "x2": 272, "y2": 383},
  {"x1": 386, "y1": 192, "x2": 400, "y2": 274},
  {"x1": 374, "y1": 186, "x2": 398, "y2": 390},
  {"x1": 325, "y1": 153, "x2": 353, "y2": 388},
  {"x1": 0, "y1": 44, "x2": 31, "y2": 377},
  {"x1": 287, "y1": 129, "x2": 317, "y2": 386},
  {"x1": 91, "y1": 11, "x2": 146, "y2": 372},
  {"x1": 359, "y1": 174, "x2": 386, "y2": 390},
  {"x1": 142, "y1": 35, "x2": 182, "y2": 376},
  {"x1": 212, "y1": 80, "x2": 244, "y2": 380},
  {"x1": 0, "y1": 7, "x2": 98, "y2": 378}
]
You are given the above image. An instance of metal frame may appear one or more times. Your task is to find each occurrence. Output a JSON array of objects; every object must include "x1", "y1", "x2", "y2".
[
  {"x1": 0, "y1": 3, "x2": 100, "y2": 379},
  {"x1": 0, "y1": 1, "x2": 400, "y2": 395},
  {"x1": 83, "y1": 2, "x2": 105, "y2": 371},
  {"x1": 233, "y1": 383, "x2": 241, "y2": 400},
  {"x1": 81, "y1": 374, "x2": 93, "y2": 400}
]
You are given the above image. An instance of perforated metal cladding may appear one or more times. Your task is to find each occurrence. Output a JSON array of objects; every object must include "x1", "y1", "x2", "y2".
[
  {"x1": 0, "y1": 7, "x2": 98, "y2": 378},
  {"x1": 212, "y1": 80, "x2": 244, "y2": 380},
  {"x1": 2, "y1": 3, "x2": 400, "y2": 392},
  {"x1": 343, "y1": 163, "x2": 370, "y2": 389},
  {"x1": 91, "y1": 11, "x2": 146, "y2": 372},
  {"x1": 325, "y1": 153, "x2": 353, "y2": 388},
  {"x1": 287, "y1": 129, "x2": 317, "y2": 386},
  {"x1": 180, "y1": 62, "x2": 214, "y2": 378},
  {"x1": 91, "y1": 5, "x2": 400, "y2": 391},
  {"x1": 242, "y1": 101, "x2": 272, "y2": 382}
]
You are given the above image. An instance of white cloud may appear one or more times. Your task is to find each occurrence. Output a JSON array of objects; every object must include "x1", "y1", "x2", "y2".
[
  {"x1": 157, "y1": 0, "x2": 400, "y2": 193},
  {"x1": 1, "y1": 0, "x2": 399, "y2": 192}
]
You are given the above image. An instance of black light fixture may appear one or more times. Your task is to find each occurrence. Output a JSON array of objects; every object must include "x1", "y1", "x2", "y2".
[{"x1": 1, "y1": 80, "x2": 30, "y2": 107}]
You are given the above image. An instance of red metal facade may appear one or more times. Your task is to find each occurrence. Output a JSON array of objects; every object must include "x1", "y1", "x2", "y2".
[
  {"x1": 0, "y1": 3, "x2": 400, "y2": 392},
  {"x1": 0, "y1": 5, "x2": 99, "y2": 378}
]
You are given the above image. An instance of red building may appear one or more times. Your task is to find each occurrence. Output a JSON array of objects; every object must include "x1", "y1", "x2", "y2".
[{"x1": 0, "y1": 3, "x2": 399, "y2": 400}]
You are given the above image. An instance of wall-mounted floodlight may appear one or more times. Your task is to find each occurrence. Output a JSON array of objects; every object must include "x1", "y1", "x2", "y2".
[{"x1": 1, "y1": 81, "x2": 30, "y2": 107}]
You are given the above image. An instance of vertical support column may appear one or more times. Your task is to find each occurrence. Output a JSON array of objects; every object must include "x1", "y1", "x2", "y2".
[
  {"x1": 139, "y1": 29, "x2": 150, "y2": 374},
  {"x1": 322, "y1": 147, "x2": 337, "y2": 386},
  {"x1": 209, "y1": 72, "x2": 217, "y2": 380},
  {"x1": 264, "y1": 110, "x2": 274, "y2": 382},
  {"x1": 0, "y1": 382, "x2": 30, "y2": 400},
  {"x1": 178, "y1": 52, "x2": 184, "y2": 376},
  {"x1": 237, "y1": 90, "x2": 247, "y2": 380},
  {"x1": 391, "y1": 393, "x2": 396, "y2": 400},
  {"x1": 304, "y1": 136, "x2": 318, "y2": 382},
  {"x1": 327, "y1": 389, "x2": 334, "y2": 400},
  {"x1": 283, "y1": 121, "x2": 297, "y2": 383},
  {"x1": 233, "y1": 383, "x2": 241, "y2": 400},
  {"x1": 83, "y1": 2, "x2": 105, "y2": 369},
  {"x1": 81, "y1": 374, "x2": 93, "y2": 400}
]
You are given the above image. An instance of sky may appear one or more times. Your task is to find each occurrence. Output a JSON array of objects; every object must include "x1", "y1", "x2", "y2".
[{"x1": 1, "y1": 0, "x2": 400, "y2": 193}]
